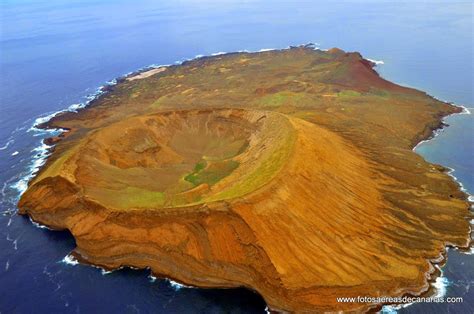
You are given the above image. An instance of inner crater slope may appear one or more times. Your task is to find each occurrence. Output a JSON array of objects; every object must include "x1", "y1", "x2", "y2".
[
  {"x1": 19, "y1": 46, "x2": 472, "y2": 313},
  {"x1": 30, "y1": 109, "x2": 295, "y2": 210}
]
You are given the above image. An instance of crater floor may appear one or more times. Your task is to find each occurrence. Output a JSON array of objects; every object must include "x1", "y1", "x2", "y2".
[{"x1": 19, "y1": 46, "x2": 472, "y2": 312}]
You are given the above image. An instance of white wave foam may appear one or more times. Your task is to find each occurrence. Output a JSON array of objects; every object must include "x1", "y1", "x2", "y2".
[
  {"x1": 382, "y1": 306, "x2": 398, "y2": 313},
  {"x1": 29, "y1": 216, "x2": 51, "y2": 230},
  {"x1": 29, "y1": 112, "x2": 63, "y2": 132},
  {"x1": 412, "y1": 138, "x2": 431, "y2": 151},
  {"x1": 429, "y1": 96, "x2": 472, "y2": 114},
  {"x1": 444, "y1": 167, "x2": 473, "y2": 205},
  {"x1": 5, "y1": 260, "x2": 9, "y2": 271},
  {"x1": 382, "y1": 301, "x2": 413, "y2": 313},
  {"x1": 0, "y1": 139, "x2": 14, "y2": 151},
  {"x1": 366, "y1": 58, "x2": 385, "y2": 65},
  {"x1": 0, "y1": 182, "x2": 8, "y2": 201},
  {"x1": 11, "y1": 151, "x2": 19, "y2": 156},
  {"x1": 381, "y1": 271, "x2": 450, "y2": 314},
  {"x1": 432, "y1": 265, "x2": 449, "y2": 298},
  {"x1": 459, "y1": 106, "x2": 472, "y2": 115},
  {"x1": 68, "y1": 103, "x2": 86, "y2": 112},
  {"x1": 100, "y1": 268, "x2": 116, "y2": 275},
  {"x1": 0, "y1": 208, "x2": 14, "y2": 216},
  {"x1": 259, "y1": 48, "x2": 276, "y2": 52},
  {"x1": 167, "y1": 279, "x2": 191, "y2": 290},
  {"x1": 61, "y1": 254, "x2": 79, "y2": 266},
  {"x1": 11, "y1": 141, "x2": 53, "y2": 195},
  {"x1": 89, "y1": 263, "x2": 123, "y2": 275}
]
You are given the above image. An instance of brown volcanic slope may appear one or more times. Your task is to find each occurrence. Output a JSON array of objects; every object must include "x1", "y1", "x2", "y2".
[{"x1": 19, "y1": 47, "x2": 472, "y2": 312}]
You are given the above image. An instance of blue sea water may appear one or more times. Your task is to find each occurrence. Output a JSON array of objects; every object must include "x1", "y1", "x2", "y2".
[{"x1": 0, "y1": 1, "x2": 472, "y2": 313}]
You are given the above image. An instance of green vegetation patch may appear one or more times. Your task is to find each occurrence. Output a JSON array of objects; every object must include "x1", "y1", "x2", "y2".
[
  {"x1": 120, "y1": 187, "x2": 165, "y2": 207},
  {"x1": 89, "y1": 186, "x2": 166, "y2": 209},
  {"x1": 150, "y1": 96, "x2": 166, "y2": 109},
  {"x1": 184, "y1": 159, "x2": 239, "y2": 186},
  {"x1": 257, "y1": 91, "x2": 307, "y2": 108},
  {"x1": 369, "y1": 88, "x2": 392, "y2": 98},
  {"x1": 337, "y1": 90, "x2": 361, "y2": 97}
]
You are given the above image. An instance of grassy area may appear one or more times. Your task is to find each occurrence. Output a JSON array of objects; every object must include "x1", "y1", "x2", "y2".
[
  {"x1": 119, "y1": 187, "x2": 165, "y2": 208},
  {"x1": 257, "y1": 91, "x2": 307, "y2": 108},
  {"x1": 184, "y1": 160, "x2": 207, "y2": 185},
  {"x1": 150, "y1": 96, "x2": 165, "y2": 109},
  {"x1": 337, "y1": 90, "x2": 361, "y2": 97},
  {"x1": 88, "y1": 186, "x2": 165, "y2": 209},
  {"x1": 184, "y1": 159, "x2": 239, "y2": 186}
]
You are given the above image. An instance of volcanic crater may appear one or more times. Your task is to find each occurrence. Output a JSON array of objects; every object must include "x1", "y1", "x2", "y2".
[{"x1": 38, "y1": 108, "x2": 294, "y2": 210}]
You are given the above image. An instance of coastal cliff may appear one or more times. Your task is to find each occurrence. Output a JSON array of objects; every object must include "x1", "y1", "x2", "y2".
[{"x1": 19, "y1": 46, "x2": 472, "y2": 312}]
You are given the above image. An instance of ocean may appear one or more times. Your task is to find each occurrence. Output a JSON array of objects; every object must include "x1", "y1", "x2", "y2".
[{"x1": 0, "y1": 1, "x2": 472, "y2": 313}]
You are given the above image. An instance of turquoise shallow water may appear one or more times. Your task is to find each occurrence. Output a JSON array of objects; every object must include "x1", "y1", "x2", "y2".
[{"x1": 0, "y1": 1, "x2": 472, "y2": 313}]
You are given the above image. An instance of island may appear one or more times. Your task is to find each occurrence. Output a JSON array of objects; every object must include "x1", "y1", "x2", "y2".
[{"x1": 18, "y1": 46, "x2": 472, "y2": 312}]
